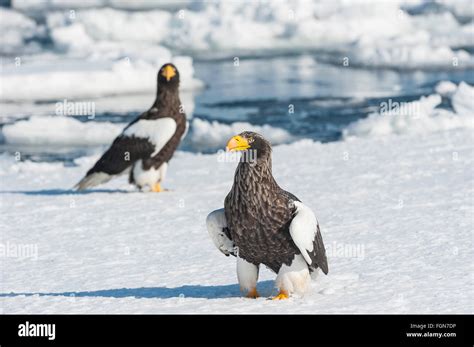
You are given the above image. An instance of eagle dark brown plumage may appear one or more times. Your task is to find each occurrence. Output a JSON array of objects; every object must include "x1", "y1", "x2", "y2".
[
  {"x1": 207, "y1": 132, "x2": 328, "y2": 299},
  {"x1": 75, "y1": 63, "x2": 187, "y2": 192}
]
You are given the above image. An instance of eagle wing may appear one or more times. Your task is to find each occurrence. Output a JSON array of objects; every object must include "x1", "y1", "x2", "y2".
[
  {"x1": 75, "y1": 116, "x2": 177, "y2": 190},
  {"x1": 288, "y1": 201, "x2": 328, "y2": 274},
  {"x1": 206, "y1": 208, "x2": 236, "y2": 257},
  {"x1": 88, "y1": 135, "x2": 154, "y2": 176}
]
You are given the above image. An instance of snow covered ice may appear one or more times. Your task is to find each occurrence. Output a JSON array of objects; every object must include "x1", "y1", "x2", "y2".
[
  {"x1": 343, "y1": 82, "x2": 474, "y2": 138},
  {"x1": 1, "y1": 127, "x2": 472, "y2": 313},
  {"x1": 0, "y1": 0, "x2": 473, "y2": 314}
]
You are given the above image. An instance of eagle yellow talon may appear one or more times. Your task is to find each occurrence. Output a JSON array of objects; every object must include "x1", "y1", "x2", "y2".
[
  {"x1": 272, "y1": 290, "x2": 289, "y2": 300},
  {"x1": 151, "y1": 183, "x2": 162, "y2": 192},
  {"x1": 245, "y1": 288, "x2": 260, "y2": 299}
]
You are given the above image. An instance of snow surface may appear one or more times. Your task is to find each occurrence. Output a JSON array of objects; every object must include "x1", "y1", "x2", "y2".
[
  {"x1": 343, "y1": 82, "x2": 474, "y2": 138},
  {"x1": 0, "y1": 8, "x2": 44, "y2": 55},
  {"x1": 1, "y1": 0, "x2": 473, "y2": 315},
  {"x1": 1, "y1": 116, "x2": 293, "y2": 151},
  {"x1": 2, "y1": 0, "x2": 474, "y2": 105},
  {"x1": 5, "y1": 82, "x2": 470, "y2": 149},
  {"x1": 1, "y1": 127, "x2": 472, "y2": 313},
  {"x1": 435, "y1": 80, "x2": 458, "y2": 96},
  {"x1": 0, "y1": 91, "x2": 197, "y2": 125},
  {"x1": 10, "y1": 0, "x2": 474, "y2": 67},
  {"x1": 12, "y1": 0, "x2": 192, "y2": 11},
  {"x1": 0, "y1": 55, "x2": 203, "y2": 102},
  {"x1": 2, "y1": 116, "x2": 122, "y2": 146},
  {"x1": 0, "y1": 0, "x2": 474, "y2": 113},
  {"x1": 188, "y1": 118, "x2": 294, "y2": 152}
]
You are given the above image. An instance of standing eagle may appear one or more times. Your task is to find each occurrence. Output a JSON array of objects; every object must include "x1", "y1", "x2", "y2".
[
  {"x1": 206, "y1": 132, "x2": 328, "y2": 299},
  {"x1": 76, "y1": 63, "x2": 187, "y2": 192}
]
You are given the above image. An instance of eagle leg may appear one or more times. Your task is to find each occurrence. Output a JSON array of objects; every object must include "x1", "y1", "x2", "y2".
[
  {"x1": 245, "y1": 288, "x2": 260, "y2": 299},
  {"x1": 151, "y1": 183, "x2": 163, "y2": 192},
  {"x1": 272, "y1": 290, "x2": 289, "y2": 300}
]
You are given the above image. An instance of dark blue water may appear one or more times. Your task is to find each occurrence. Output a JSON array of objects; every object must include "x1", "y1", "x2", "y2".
[{"x1": 1, "y1": 55, "x2": 473, "y2": 163}]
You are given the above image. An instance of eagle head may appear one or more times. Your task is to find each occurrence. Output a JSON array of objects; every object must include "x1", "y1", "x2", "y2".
[
  {"x1": 158, "y1": 63, "x2": 180, "y2": 87},
  {"x1": 226, "y1": 131, "x2": 272, "y2": 160}
]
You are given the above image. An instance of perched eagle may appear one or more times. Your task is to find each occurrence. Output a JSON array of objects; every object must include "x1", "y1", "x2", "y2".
[
  {"x1": 206, "y1": 132, "x2": 328, "y2": 299},
  {"x1": 76, "y1": 63, "x2": 187, "y2": 192}
]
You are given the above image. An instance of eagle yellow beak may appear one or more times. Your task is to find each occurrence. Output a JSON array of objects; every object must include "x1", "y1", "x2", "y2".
[
  {"x1": 161, "y1": 65, "x2": 176, "y2": 81},
  {"x1": 226, "y1": 135, "x2": 250, "y2": 151}
]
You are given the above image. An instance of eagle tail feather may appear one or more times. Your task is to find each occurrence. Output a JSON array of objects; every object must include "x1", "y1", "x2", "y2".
[{"x1": 75, "y1": 172, "x2": 111, "y2": 191}]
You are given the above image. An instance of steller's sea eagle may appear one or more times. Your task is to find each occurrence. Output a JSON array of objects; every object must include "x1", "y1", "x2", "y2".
[
  {"x1": 206, "y1": 132, "x2": 328, "y2": 299},
  {"x1": 75, "y1": 63, "x2": 187, "y2": 192}
]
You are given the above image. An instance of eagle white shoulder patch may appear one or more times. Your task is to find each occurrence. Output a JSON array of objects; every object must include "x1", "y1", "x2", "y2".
[
  {"x1": 289, "y1": 201, "x2": 318, "y2": 265},
  {"x1": 181, "y1": 120, "x2": 189, "y2": 141},
  {"x1": 123, "y1": 117, "x2": 177, "y2": 156},
  {"x1": 206, "y1": 208, "x2": 235, "y2": 256}
]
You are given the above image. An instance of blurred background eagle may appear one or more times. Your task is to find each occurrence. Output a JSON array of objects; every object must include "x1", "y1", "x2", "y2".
[{"x1": 75, "y1": 63, "x2": 187, "y2": 192}]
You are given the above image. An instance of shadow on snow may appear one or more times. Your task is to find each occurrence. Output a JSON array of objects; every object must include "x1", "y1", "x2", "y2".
[
  {"x1": 0, "y1": 281, "x2": 275, "y2": 300},
  {"x1": 0, "y1": 189, "x2": 133, "y2": 195}
]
